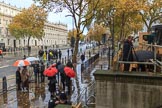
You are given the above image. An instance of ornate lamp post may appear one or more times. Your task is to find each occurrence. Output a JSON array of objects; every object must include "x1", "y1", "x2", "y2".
[{"x1": 112, "y1": 11, "x2": 115, "y2": 64}]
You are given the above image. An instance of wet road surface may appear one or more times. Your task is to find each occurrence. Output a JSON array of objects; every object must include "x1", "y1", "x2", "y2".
[{"x1": 0, "y1": 45, "x2": 107, "y2": 108}]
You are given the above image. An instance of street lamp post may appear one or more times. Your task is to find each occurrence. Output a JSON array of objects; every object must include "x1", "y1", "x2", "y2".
[{"x1": 112, "y1": 13, "x2": 115, "y2": 65}]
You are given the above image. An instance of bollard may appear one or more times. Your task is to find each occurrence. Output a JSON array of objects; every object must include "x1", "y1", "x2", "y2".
[
  {"x1": 108, "y1": 46, "x2": 111, "y2": 69},
  {"x1": 62, "y1": 58, "x2": 64, "y2": 64},
  {"x1": 3, "y1": 76, "x2": 7, "y2": 93}
]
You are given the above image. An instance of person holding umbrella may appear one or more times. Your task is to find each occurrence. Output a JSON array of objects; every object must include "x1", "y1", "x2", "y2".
[
  {"x1": 66, "y1": 59, "x2": 73, "y2": 68},
  {"x1": 21, "y1": 66, "x2": 29, "y2": 92},
  {"x1": 65, "y1": 59, "x2": 74, "y2": 95},
  {"x1": 44, "y1": 66, "x2": 58, "y2": 98},
  {"x1": 48, "y1": 75, "x2": 57, "y2": 98}
]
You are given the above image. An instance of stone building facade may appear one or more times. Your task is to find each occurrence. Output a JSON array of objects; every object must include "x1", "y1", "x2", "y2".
[{"x1": 0, "y1": 1, "x2": 67, "y2": 50}]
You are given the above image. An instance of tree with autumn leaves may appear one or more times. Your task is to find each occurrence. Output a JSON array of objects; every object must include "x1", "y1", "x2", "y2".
[
  {"x1": 93, "y1": 0, "x2": 144, "y2": 42},
  {"x1": 33, "y1": 0, "x2": 162, "y2": 63},
  {"x1": 68, "y1": 29, "x2": 85, "y2": 47},
  {"x1": 8, "y1": 4, "x2": 47, "y2": 50},
  {"x1": 87, "y1": 23, "x2": 107, "y2": 44},
  {"x1": 34, "y1": 0, "x2": 100, "y2": 63},
  {"x1": 139, "y1": 0, "x2": 162, "y2": 32},
  {"x1": 92, "y1": 0, "x2": 162, "y2": 40}
]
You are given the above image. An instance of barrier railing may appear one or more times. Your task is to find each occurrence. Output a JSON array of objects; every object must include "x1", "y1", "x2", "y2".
[
  {"x1": 81, "y1": 53, "x2": 99, "y2": 72},
  {"x1": 72, "y1": 80, "x2": 96, "y2": 107}
]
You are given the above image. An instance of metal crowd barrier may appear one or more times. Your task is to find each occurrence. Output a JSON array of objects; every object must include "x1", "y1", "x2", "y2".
[{"x1": 81, "y1": 53, "x2": 99, "y2": 72}]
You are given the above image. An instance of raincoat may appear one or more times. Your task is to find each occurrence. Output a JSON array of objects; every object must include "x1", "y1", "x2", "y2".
[{"x1": 43, "y1": 52, "x2": 47, "y2": 61}]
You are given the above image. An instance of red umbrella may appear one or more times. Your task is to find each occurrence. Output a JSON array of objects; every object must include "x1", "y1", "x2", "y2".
[
  {"x1": 64, "y1": 66, "x2": 75, "y2": 78},
  {"x1": 44, "y1": 67, "x2": 58, "y2": 77}
]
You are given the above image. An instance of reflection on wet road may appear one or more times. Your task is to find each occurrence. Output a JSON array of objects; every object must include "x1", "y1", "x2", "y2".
[
  {"x1": 0, "y1": 46, "x2": 104, "y2": 107},
  {"x1": 0, "y1": 83, "x2": 49, "y2": 108},
  {"x1": 0, "y1": 61, "x2": 99, "y2": 108}
]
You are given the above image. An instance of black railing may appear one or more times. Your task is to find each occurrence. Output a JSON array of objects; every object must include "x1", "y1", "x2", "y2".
[{"x1": 81, "y1": 53, "x2": 99, "y2": 72}]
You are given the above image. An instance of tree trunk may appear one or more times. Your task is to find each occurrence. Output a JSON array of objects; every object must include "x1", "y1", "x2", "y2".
[
  {"x1": 120, "y1": 12, "x2": 125, "y2": 40},
  {"x1": 72, "y1": 34, "x2": 80, "y2": 63},
  {"x1": 27, "y1": 36, "x2": 31, "y2": 56}
]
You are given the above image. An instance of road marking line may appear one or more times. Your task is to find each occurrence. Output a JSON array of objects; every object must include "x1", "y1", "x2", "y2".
[{"x1": 0, "y1": 65, "x2": 10, "y2": 69}]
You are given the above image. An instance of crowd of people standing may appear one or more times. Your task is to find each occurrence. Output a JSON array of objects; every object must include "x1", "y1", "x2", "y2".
[
  {"x1": 16, "y1": 60, "x2": 46, "y2": 92},
  {"x1": 16, "y1": 48, "x2": 75, "y2": 107},
  {"x1": 38, "y1": 49, "x2": 63, "y2": 61}
]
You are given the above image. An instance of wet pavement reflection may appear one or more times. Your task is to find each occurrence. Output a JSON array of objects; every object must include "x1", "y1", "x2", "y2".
[
  {"x1": 0, "y1": 83, "x2": 50, "y2": 108},
  {"x1": 0, "y1": 47, "x2": 107, "y2": 108}
]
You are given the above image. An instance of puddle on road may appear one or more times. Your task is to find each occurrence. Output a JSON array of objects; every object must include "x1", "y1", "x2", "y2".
[{"x1": 0, "y1": 83, "x2": 50, "y2": 108}]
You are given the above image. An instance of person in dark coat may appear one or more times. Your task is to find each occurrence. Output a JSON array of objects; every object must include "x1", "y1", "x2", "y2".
[
  {"x1": 40, "y1": 62, "x2": 45, "y2": 82},
  {"x1": 66, "y1": 59, "x2": 73, "y2": 68},
  {"x1": 67, "y1": 49, "x2": 69, "y2": 57},
  {"x1": 55, "y1": 49, "x2": 58, "y2": 59},
  {"x1": 38, "y1": 49, "x2": 44, "y2": 58},
  {"x1": 58, "y1": 49, "x2": 62, "y2": 60},
  {"x1": 122, "y1": 36, "x2": 133, "y2": 71},
  {"x1": 57, "y1": 62, "x2": 65, "y2": 91},
  {"x1": 81, "y1": 53, "x2": 85, "y2": 63},
  {"x1": 55, "y1": 91, "x2": 68, "y2": 104},
  {"x1": 48, "y1": 76, "x2": 57, "y2": 98},
  {"x1": 16, "y1": 67, "x2": 21, "y2": 91},
  {"x1": 33, "y1": 61, "x2": 39, "y2": 82},
  {"x1": 23, "y1": 55, "x2": 26, "y2": 60},
  {"x1": 71, "y1": 48, "x2": 73, "y2": 55}
]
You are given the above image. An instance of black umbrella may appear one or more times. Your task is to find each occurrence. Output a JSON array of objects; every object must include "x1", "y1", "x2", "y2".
[{"x1": 133, "y1": 50, "x2": 154, "y2": 61}]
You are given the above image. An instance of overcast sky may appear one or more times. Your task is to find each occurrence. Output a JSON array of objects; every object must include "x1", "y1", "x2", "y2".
[{"x1": 1, "y1": 0, "x2": 73, "y2": 30}]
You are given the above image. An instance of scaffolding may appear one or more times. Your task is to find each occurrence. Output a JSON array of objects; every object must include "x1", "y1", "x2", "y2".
[{"x1": 116, "y1": 43, "x2": 162, "y2": 73}]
